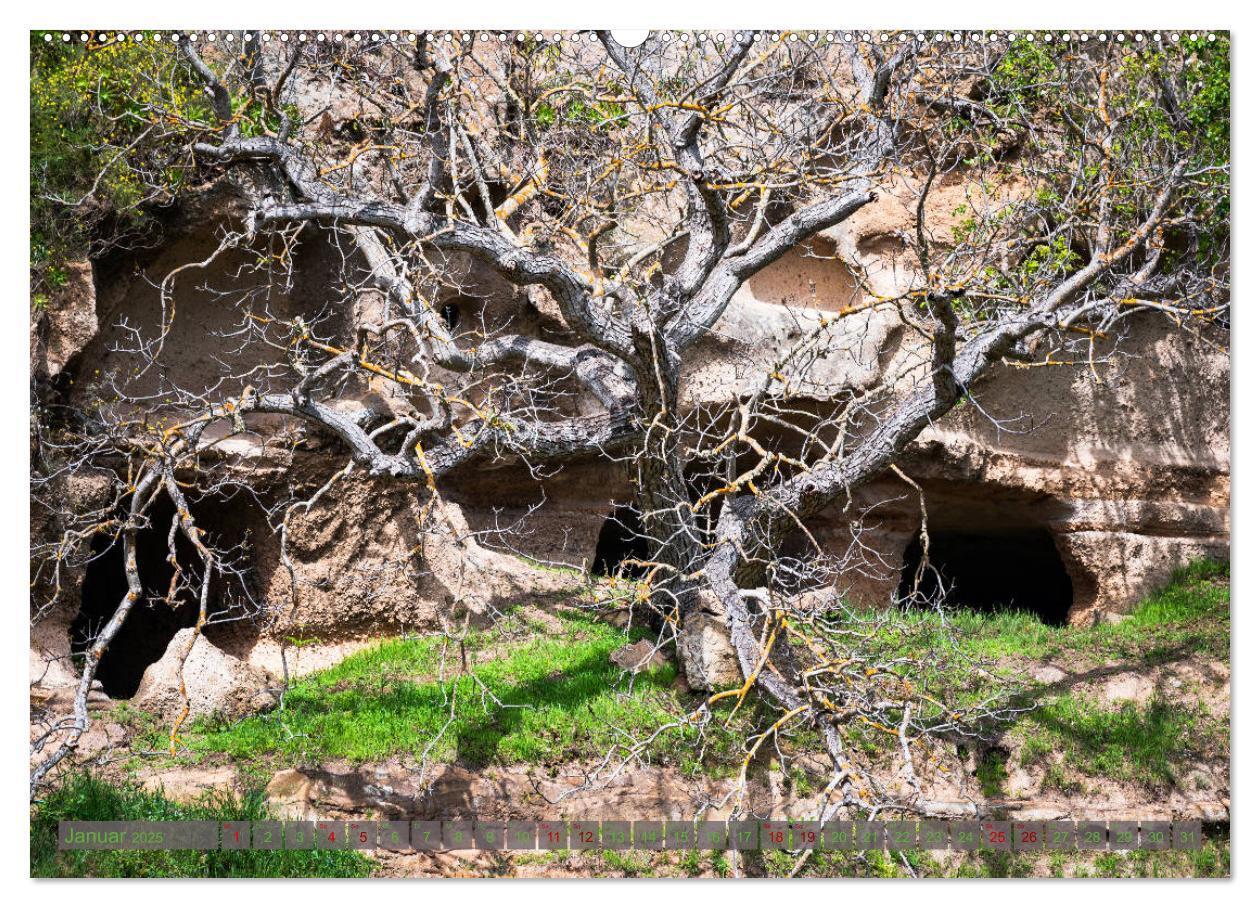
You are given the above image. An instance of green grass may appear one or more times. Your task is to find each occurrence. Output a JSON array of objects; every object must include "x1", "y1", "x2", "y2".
[
  {"x1": 1017, "y1": 693, "x2": 1224, "y2": 790},
  {"x1": 760, "y1": 836, "x2": 1229, "y2": 879},
  {"x1": 976, "y1": 748, "x2": 1011, "y2": 797},
  {"x1": 1083, "y1": 837, "x2": 1231, "y2": 878},
  {"x1": 955, "y1": 561, "x2": 1230, "y2": 794},
  {"x1": 31, "y1": 774, "x2": 371, "y2": 878},
  {"x1": 832, "y1": 560, "x2": 1229, "y2": 790},
  {"x1": 187, "y1": 563, "x2": 1226, "y2": 787},
  {"x1": 191, "y1": 612, "x2": 749, "y2": 772},
  {"x1": 598, "y1": 848, "x2": 657, "y2": 876},
  {"x1": 492, "y1": 835, "x2": 1231, "y2": 879},
  {"x1": 982, "y1": 561, "x2": 1230, "y2": 792},
  {"x1": 174, "y1": 561, "x2": 1227, "y2": 843}
]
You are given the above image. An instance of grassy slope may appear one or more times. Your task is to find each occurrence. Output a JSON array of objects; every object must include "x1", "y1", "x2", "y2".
[
  {"x1": 978, "y1": 559, "x2": 1229, "y2": 793},
  {"x1": 186, "y1": 561, "x2": 1227, "y2": 794},
  {"x1": 920, "y1": 558, "x2": 1229, "y2": 664},
  {"x1": 188, "y1": 611, "x2": 754, "y2": 774},
  {"x1": 56, "y1": 561, "x2": 1228, "y2": 878},
  {"x1": 842, "y1": 560, "x2": 1229, "y2": 792}
]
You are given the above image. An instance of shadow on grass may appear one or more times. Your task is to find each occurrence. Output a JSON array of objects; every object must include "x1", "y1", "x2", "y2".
[
  {"x1": 1022, "y1": 691, "x2": 1212, "y2": 789},
  {"x1": 196, "y1": 637, "x2": 683, "y2": 768},
  {"x1": 454, "y1": 649, "x2": 682, "y2": 767},
  {"x1": 946, "y1": 631, "x2": 1224, "y2": 794}
]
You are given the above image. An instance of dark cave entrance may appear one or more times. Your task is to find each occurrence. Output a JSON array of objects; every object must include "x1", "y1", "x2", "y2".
[
  {"x1": 591, "y1": 505, "x2": 651, "y2": 577},
  {"x1": 896, "y1": 527, "x2": 1073, "y2": 626},
  {"x1": 70, "y1": 493, "x2": 262, "y2": 698},
  {"x1": 440, "y1": 301, "x2": 461, "y2": 331}
]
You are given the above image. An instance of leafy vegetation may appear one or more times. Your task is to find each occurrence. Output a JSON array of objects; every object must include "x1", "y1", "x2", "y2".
[
  {"x1": 30, "y1": 773, "x2": 372, "y2": 878},
  {"x1": 30, "y1": 35, "x2": 207, "y2": 300},
  {"x1": 535, "y1": 97, "x2": 627, "y2": 129},
  {"x1": 979, "y1": 34, "x2": 1231, "y2": 299},
  {"x1": 30, "y1": 33, "x2": 288, "y2": 304},
  {"x1": 992, "y1": 39, "x2": 1060, "y2": 111}
]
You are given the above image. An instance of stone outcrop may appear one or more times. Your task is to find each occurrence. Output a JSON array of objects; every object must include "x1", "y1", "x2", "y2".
[
  {"x1": 259, "y1": 753, "x2": 1225, "y2": 826},
  {"x1": 678, "y1": 593, "x2": 743, "y2": 692},
  {"x1": 678, "y1": 611, "x2": 743, "y2": 691},
  {"x1": 132, "y1": 628, "x2": 280, "y2": 721},
  {"x1": 609, "y1": 640, "x2": 670, "y2": 674},
  {"x1": 795, "y1": 308, "x2": 1230, "y2": 623},
  {"x1": 261, "y1": 760, "x2": 800, "y2": 823},
  {"x1": 31, "y1": 259, "x2": 97, "y2": 378}
]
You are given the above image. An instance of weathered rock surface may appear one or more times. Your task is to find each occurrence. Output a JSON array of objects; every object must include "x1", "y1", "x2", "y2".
[
  {"x1": 804, "y1": 309, "x2": 1229, "y2": 622},
  {"x1": 675, "y1": 174, "x2": 1229, "y2": 623},
  {"x1": 29, "y1": 173, "x2": 1229, "y2": 701},
  {"x1": 264, "y1": 760, "x2": 798, "y2": 823},
  {"x1": 31, "y1": 259, "x2": 97, "y2": 377},
  {"x1": 260, "y1": 756, "x2": 1226, "y2": 827},
  {"x1": 133, "y1": 628, "x2": 279, "y2": 720},
  {"x1": 679, "y1": 610, "x2": 742, "y2": 692},
  {"x1": 609, "y1": 639, "x2": 669, "y2": 673}
]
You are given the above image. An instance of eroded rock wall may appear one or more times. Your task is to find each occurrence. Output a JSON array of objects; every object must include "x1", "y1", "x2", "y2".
[
  {"x1": 31, "y1": 182, "x2": 1229, "y2": 703},
  {"x1": 786, "y1": 312, "x2": 1229, "y2": 622},
  {"x1": 674, "y1": 171, "x2": 1228, "y2": 623}
]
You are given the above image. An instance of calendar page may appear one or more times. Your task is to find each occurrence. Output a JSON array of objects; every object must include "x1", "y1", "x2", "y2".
[{"x1": 26, "y1": 16, "x2": 1231, "y2": 883}]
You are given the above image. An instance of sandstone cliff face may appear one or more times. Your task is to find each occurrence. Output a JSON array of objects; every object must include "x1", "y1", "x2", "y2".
[
  {"x1": 675, "y1": 173, "x2": 1228, "y2": 624},
  {"x1": 803, "y1": 310, "x2": 1230, "y2": 622},
  {"x1": 31, "y1": 260, "x2": 97, "y2": 379},
  {"x1": 29, "y1": 182, "x2": 1229, "y2": 696}
]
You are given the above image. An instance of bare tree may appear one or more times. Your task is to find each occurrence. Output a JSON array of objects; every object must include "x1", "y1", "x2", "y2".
[{"x1": 31, "y1": 29, "x2": 1228, "y2": 814}]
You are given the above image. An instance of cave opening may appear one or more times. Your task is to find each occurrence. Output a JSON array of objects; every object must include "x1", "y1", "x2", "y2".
[
  {"x1": 896, "y1": 527, "x2": 1073, "y2": 626},
  {"x1": 591, "y1": 505, "x2": 651, "y2": 577},
  {"x1": 440, "y1": 301, "x2": 461, "y2": 331},
  {"x1": 70, "y1": 493, "x2": 261, "y2": 698}
]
